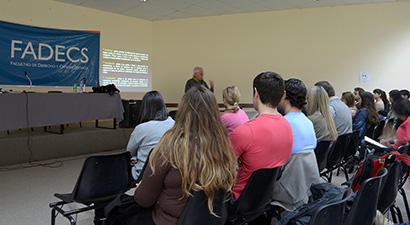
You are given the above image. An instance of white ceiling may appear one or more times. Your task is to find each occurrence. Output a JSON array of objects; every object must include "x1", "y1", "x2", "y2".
[{"x1": 54, "y1": 0, "x2": 407, "y2": 21}]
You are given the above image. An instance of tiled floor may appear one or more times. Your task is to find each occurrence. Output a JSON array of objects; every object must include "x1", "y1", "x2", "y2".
[{"x1": 0, "y1": 151, "x2": 409, "y2": 225}]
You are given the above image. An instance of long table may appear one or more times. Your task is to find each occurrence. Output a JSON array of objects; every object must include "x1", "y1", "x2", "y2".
[{"x1": 0, "y1": 92, "x2": 124, "y2": 132}]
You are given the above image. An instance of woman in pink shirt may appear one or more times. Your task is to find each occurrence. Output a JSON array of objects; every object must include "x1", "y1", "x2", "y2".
[
  {"x1": 381, "y1": 99, "x2": 410, "y2": 149},
  {"x1": 221, "y1": 86, "x2": 249, "y2": 136}
]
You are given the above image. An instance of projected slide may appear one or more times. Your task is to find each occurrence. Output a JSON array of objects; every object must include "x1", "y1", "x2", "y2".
[{"x1": 101, "y1": 48, "x2": 151, "y2": 92}]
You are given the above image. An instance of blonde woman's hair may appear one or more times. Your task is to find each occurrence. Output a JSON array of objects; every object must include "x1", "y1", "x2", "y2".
[
  {"x1": 307, "y1": 86, "x2": 338, "y2": 141},
  {"x1": 149, "y1": 86, "x2": 237, "y2": 216},
  {"x1": 222, "y1": 86, "x2": 241, "y2": 113}
]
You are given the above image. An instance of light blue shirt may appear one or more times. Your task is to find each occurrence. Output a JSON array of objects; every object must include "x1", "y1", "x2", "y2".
[
  {"x1": 126, "y1": 116, "x2": 175, "y2": 180},
  {"x1": 285, "y1": 112, "x2": 317, "y2": 155}
]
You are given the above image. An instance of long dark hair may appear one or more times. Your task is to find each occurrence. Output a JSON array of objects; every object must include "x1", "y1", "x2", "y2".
[
  {"x1": 373, "y1": 88, "x2": 390, "y2": 111},
  {"x1": 139, "y1": 91, "x2": 168, "y2": 124},
  {"x1": 360, "y1": 91, "x2": 380, "y2": 127},
  {"x1": 389, "y1": 90, "x2": 403, "y2": 103},
  {"x1": 149, "y1": 86, "x2": 237, "y2": 215},
  {"x1": 393, "y1": 99, "x2": 410, "y2": 118}
]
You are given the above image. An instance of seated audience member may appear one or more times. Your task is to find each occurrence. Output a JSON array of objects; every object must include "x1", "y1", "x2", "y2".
[
  {"x1": 281, "y1": 79, "x2": 317, "y2": 155},
  {"x1": 229, "y1": 72, "x2": 293, "y2": 201},
  {"x1": 315, "y1": 81, "x2": 352, "y2": 136},
  {"x1": 401, "y1": 89, "x2": 410, "y2": 100},
  {"x1": 354, "y1": 87, "x2": 365, "y2": 109},
  {"x1": 221, "y1": 86, "x2": 249, "y2": 136},
  {"x1": 353, "y1": 91, "x2": 381, "y2": 138},
  {"x1": 271, "y1": 79, "x2": 320, "y2": 211},
  {"x1": 381, "y1": 99, "x2": 410, "y2": 149},
  {"x1": 126, "y1": 91, "x2": 175, "y2": 180},
  {"x1": 373, "y1": 88, "x2": 390, "y2": 116},
  {"x1": 341, "y1": 91, "x2": 357, "y2": 118},
  {"x1": 134, "y1": 86, "x2": 237, "y2": 224},
  {"x1": 306, "y1": 86, "x2": 338, "y2": 142},
  {"x1": 388, "y1": 90, "x2": 404, "y2": 130}
]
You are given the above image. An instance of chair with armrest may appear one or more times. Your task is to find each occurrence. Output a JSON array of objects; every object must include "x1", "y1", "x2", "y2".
[
  {"x1": 377, "y1": 161, "x2": 403, "y2": 223},
  {"x1": 338, "y1": 131, "x2": 360, "y2": 178},
  {"x1": 177, "y1": 189, "x2": 228, "y2": 225},
  {"x1": 363, "y1": 123, "x2": 377, "y2": 140},
  {"x1": 343, "y1": 131, "x2": 360, "y2": 161},
  {"x1": 314, "y1": 140, "x2": 332, "y2": 173},
  {"x1": 308, "y1": 188, "x2": 352, "y2": 225},
  {"x1": 321, "y1": 134, "x2": 350, "y2": 182},
  {"x1": 387, "y1": 145, "x2": 410, "y2": 223},
  {"x1": 226, "y1": 167, "x2": 281, "y2": 225},
  {"x1": 344, "y1": 168, "x2": 388, "y2": 225},
  {"x1": 373, "y1": 120, "x2": 386, "y2": 140},
  {"x1": 169, "y1": 110, "x2": 178, "y2": 121},
  {"x1": 134, "y1": 148, "x2": 153, "y2": 183},
  {"x1": 49, "y1": 151, "x2": 132, "y2": 225}
]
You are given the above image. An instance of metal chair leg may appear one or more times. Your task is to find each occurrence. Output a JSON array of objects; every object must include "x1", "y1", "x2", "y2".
[
  {"x1": 51, "y1": 208, "x2": 56, "y2": 225},
  {"x1": 68, "y1": 215, "x2": 76, "y2": 225},
  {"x1": 328, "y1": 171, "x2": 333, "y2": 183},
  {"x1": 343, "y1": 167, "x2": 350, "y2": 182},
  {"x1": 400, "y1": 187, "x2": 410, "y2": 221},
  {"x1": 390, "y1": 206, "x2": 398, "y2": 223},
  {"x1": 390, "y1": 204, "x2": 403, "y2": 223}
]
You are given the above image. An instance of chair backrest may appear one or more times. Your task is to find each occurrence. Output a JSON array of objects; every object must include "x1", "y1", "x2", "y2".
[
  {"x1": 176, "y1": 189, "x2": 227, "y2": 225},
  {"x1": 169, "y1": 110, "x2": 178, "y2": 120},
  {"x1": 344, "y1": 168, "x2": 388, "y2": 225},
  {"x1": 373, "y1": 120, "x2": 386, "y2": 140},
  {"x1": 73, "y1": 152, "x2": 132, "y2": 205},
  {"x1": 377, "y1": 161, "x2": 402, "y2": 214},
  {"x1": 308, "y1": 188, "x2": 352, "y2": 225},
  {"x1": 326, "y1": 134, "x2": 350, "y2": 168},
  {"x1": 135, "y1": 148, "x2": 153, "y2": 183},
  {"x1": 363, "y1": 123, "x2": 377, "y2": 139},
  {"x1": 398, "y1": 143, "x2": 410, "y2": 155},
  {"x1": 231, "y1": 167, "x2": 281, "y2": 217},
  {"x1": 344, "y1": 131, "x2": 360, "y2": 160},
  {"x1": 314, "y1": 141, "x2": 332, "y2": 172}
]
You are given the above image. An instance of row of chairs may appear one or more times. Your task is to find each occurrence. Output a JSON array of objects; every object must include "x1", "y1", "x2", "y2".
[
  {"x1": 315, "y1": 118, "x2": 390, "y2": 183},
  {"x1": 360, "y1": 143, "x2": 410, "y2": 223},
  {"x1": 49, "y1": 152, "x2": 281, "y2": 225},
  {"x1": 305, "y1": 168, "x2": 388, "y2": 225},
  {"x1": 315, "y1": 131, "x2": 360, "y2": 183},
  {"x1": 49, "y1": 148, "x2": 409, "y2": 225}
]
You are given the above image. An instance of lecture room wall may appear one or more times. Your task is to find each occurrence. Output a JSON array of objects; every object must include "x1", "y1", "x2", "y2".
[
  {"x1": 153, "y1": 1, "x2": 410, "y2": 103},
  {"x1": 1, "y1": 0, "x2": 410, "y2": 104}
]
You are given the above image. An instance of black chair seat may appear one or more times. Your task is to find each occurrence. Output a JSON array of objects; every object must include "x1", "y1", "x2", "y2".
[
  {"x1": 54, "y1": 193, "x2": 74, "y2": 204},
  {"x1": 308, "y1": 188, "x2": 352, "y2": 225},
  {"x1": 378, "y1": 161, "x2": 402, "y2": 213},
  {"x1": 344, "y1": 168, "x2": 388, "y2": 225},
  {"x1": 321, "y1": 134, "x2": 351, "y2": 182},
  {"x1": 314, "y1": 140, "x2": 331, "y2": 172},
  {"x1": 177, "y1": 189, "x2": 228, "y2": 225},
  {"x1": 50, "y1": 152, "x2": 132, "y2": 225},
  {"x1": 227, "y1": 167, "x2": 281, "y2": 224}
]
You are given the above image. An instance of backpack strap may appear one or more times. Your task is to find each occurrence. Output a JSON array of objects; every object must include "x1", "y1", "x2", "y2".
[{"x1": 394, "y1": 154, "x2": 410, "y2": 167}]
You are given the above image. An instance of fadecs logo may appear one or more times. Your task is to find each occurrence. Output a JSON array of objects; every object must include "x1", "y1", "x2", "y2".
[{"x1": 11, "y1": 40, "x2": 89, "y2": 63}]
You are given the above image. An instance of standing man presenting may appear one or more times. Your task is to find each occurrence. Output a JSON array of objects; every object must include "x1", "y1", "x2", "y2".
[{"x1": 184, "y1": 66, "x2": 214, "y2": 93}]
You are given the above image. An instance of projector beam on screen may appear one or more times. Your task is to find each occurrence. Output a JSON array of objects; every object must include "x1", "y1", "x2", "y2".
[{"x1": 100, "y1": 48, "x2": 151, "y2": 93}]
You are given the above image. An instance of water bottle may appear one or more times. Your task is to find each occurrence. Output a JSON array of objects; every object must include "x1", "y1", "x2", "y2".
[
  {"x1": 82, "y1": 77, "x2": 86, "y2": 93},
  {"x1": 79, "y1": 79, "x2": 84, "y2": 93},
  {"x1": 73, "y1": 81, "x2": 77, "y2": 93}
]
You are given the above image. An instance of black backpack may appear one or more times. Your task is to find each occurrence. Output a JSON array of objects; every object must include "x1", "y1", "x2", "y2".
[{"x1": 104, "y1": 194, "x2": 147, "y2": 225}]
